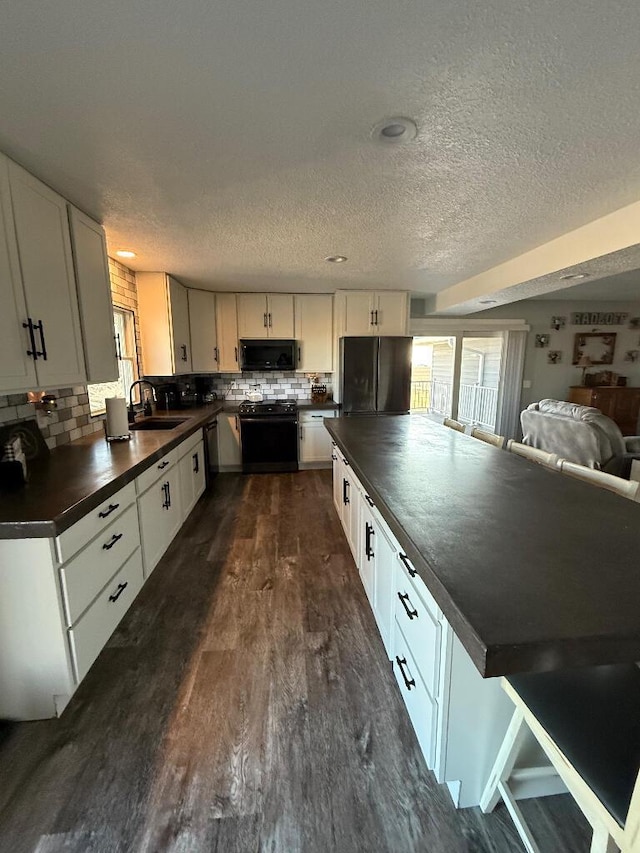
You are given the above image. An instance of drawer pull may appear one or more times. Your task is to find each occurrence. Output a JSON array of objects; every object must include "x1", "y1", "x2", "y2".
[
  {"x1": 398, "y1": 591, "x2": 418, "y2": 620},
  {"x1": 157, "y1": 460, "x2": 170, "y2": 470},
  {"x1": 102, "y1": 533, "x2": 123, "y2": 551},
  {"x1": 98, "y1": 503, "x2": 119, "y2": 519},
  {"x1": 162, "y1": 482, "x2": 171, "y2": 510},
  {"x1": 311, "y1": 414, "x2": 323, "y2": 418},
  {"x1": 192, "y1": 452, "x2": 199, "y2": 474},
  {"x1": 109, "y1": 581, "x2": 128, "y2": 603},
  {"x1": 365, "y1": 522, "x2": 375, "y2": 560},
  {"x1": 399, "y1": 552, "x2": 417, "y2": 578},
  {"x1": 331, "y1": 454, "x2": 337, "y2": 460},
  {"x1": 364, "y1": 494, "x2": 374, "y2": 508},
  {"x1": 343, "y1": 478, "x2": 350, "y2": 505},
  {"x1": 395, "y1": 655, "x2": 416, "y2": 691}
]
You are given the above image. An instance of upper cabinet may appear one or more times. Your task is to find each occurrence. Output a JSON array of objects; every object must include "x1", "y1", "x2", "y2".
[
  {"x1": 137, "y1": 273, "x2": 192, "y2": 375},
  {"x1": 7, "y1": 159, "x2": 86, "y2": 389},
  {"x1": 294, "y1": 294, "x2": 333, "y2": 373},
  {"x1": 0, "y1": 156, "x2": 38, "y2": 392},
  {"x1": 237, "y1": 293, "x2": 294, "y2": 338},
  {"x1": 67, "y1": 206, "x2": 119, "y2": 384},
  {"x1": 188, "y1": 289, "x2": 218, "y2": 373},
  {"x1": 215, "y1": 293, "x2": 241, "y2": 373},
  {"x1": 336, "y1": 290, "x2": 408, "y2": 337}
]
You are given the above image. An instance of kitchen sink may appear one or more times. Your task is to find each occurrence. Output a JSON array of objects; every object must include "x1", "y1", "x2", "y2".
[{"x1": 129, "y1": 418, "x2": 188, "y2": 430}]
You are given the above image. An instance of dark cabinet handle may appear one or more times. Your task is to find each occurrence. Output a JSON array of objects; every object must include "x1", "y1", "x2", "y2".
[
  {"x1": 234, "y1": 346, "x2": 238, "y2": 363},
  {"x1": 268, "y1": 312, "x2": 272, "y2": 328},
  {"x1": 263, "y1": 312, "x2": 268, "y2": 328},
  {"x1": 102, "y1": 532, "x2": 123, "y2": 551},
  {"x1": 370, "y1": 310, "x2": 374, "y2": 326},
  {"x1": 365, "y1": 522, "x2": 375, "y2": 560},
  {"x1": 157, "y1": 460, "x2": 170, "y2": 470},
  {"x1": 23, "y1": 318, "x2": 39, "y2": 360},
  {"x1": 34, "y1": 320, "x2": 48, "y2": 360},
  {"x1": 311, "y1": 414, "x2": 323, "y2": 418},
  {"x1": 235, "y1": 415, "x2": 239, "y2": 431},
  {"x1": 109, "y1": 581, "x2": 128, "y2": 603},
  {"x1": 300, "y1": 425, "x2": 304, "y2": 441},
  {"x1": 181, "y1": 344, "x2": 188, "y2": 361},
  {"x1": 398, "y1": 591, "x2": 418, "y2": 620},
  {"x1": 98, "y1": 503, "x2": 119, "y2": 519},
  {"x1": 298, "y1": 346, "x2": 301, "y2": 362},
  {"x1": 162, "y1": 481, "x2": 171, "y2": 509},
  {"x1": 395, "y1": 656, "x2": 416, "y2": 691},
  {"x1": 399, "y1": 552, "x2": 417, "y2": 577},
  {"x1": 342, "y1": 478, "x2": 350, "y2": 505},
  {"x1": 343, "y1": 459, "x2": 349, "y2": 467},
  {"x1": 214, "y1": 346, "x2": 219, "y2": 362},
  {"x1": 192, "y1": 452, "x2": 199, "y2": 473},
  {"x1": 374, "y1": 309, "x2": 379, "y2": 326},
  {"x1": 364, "y1": 494, "x2": 374, "y2": 508}
]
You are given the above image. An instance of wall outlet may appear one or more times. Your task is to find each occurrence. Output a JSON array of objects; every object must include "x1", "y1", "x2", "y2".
[{"x1": 522, "y1": 379, "x2": 532, "y2": 389}]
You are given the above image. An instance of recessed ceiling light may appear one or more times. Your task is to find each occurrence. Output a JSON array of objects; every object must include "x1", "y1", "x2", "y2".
[
  {"x1": 325, "y1": 255, "x2": 348, "y2": 263},
  {"x1": 479, "y1": 299, "x2": 497, "y2": 305},
  {"x1": 116, "y1": 250, "x2": 136, "y2": 259},
  {"x1": 559, "y1": 273, "x2": 588, "y2": 280},
  {"x1": 372, "y1": 117, "x2": 418, "y2": 144}
]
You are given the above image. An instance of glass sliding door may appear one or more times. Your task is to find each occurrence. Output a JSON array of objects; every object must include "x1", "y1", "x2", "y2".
[
  {"x1": 456, "y1": 334, "x2": 504, "y2": 431},
  {"x1": 410, "y1": 336, "x2": 457, "y2": 419}
]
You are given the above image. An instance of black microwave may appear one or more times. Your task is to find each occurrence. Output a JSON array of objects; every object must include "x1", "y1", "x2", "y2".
[{"x1": 239, "y1": 339, "x2": 297, "y2": 372}]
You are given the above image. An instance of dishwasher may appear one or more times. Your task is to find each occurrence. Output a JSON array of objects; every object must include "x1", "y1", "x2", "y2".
[{"x1": 204, "y1": 418, "x2": 219, "y2": 483}]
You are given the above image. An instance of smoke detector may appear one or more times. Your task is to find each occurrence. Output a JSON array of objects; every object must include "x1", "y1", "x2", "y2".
[{"x1": 372, "y1": 117, "x2": 418, "y2": 144}]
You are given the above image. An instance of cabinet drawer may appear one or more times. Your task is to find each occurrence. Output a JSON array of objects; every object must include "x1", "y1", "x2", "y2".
[
  {"x1": 299, "y1": 409, "x2": 337, "y2": 422},
  {"x1": 394, "y1": 585, "x2": 441, "y2": 696},
  {"x1": 396, "y1": 551, "x2": 442, "y2": 622},
  {"x1": 59, "y1": 503, "x2": 140, "y2": 626},
  {"x1": 177, "y1": 428, "x2": 203, "y2": 459},
  {"x1": 393, "y1": 621, "x2": 437, "y2": 769},
  {"x1": 56, "y1": 481, "x2": 136, "y2": 563},
  {"x1": 68, "y1": 547, "x2": 144, "y2": 682},
  {"x1": 135, "y1": 447, "x2": 178, "y2": 494}
]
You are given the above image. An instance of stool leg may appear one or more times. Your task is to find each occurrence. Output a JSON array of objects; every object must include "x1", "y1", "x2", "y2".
[
  {"x1": 480, "y1": 708, "x2": 528, "y2": 814},
  {"x1": 589, "y1": 824, "x2": 617, "y2": 853}
]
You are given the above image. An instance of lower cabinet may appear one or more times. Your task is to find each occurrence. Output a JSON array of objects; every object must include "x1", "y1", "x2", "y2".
[
  {"x1": 137, "y1": 464, "x2": 182, "y2": 577},
  {"x1": 218, "y1": 413, "x2": 242, "y2": 470},
  {"x1": 299, "y1": 410, "x2": 336, "y2": 466},
  {"x1": 179, "y1": 435, "x2": 206, "y2": 520},
  {"x1": 0, "y1": 426, "x2": 211, "y2": 721},
  {"x1": 332, "y1": 447, "x2": 516, "y2": 810}
]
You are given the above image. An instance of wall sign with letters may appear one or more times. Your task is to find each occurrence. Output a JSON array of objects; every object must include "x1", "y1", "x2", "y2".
[{"x1": 570, "y1": 312, "x2": 628, "y2": 325}]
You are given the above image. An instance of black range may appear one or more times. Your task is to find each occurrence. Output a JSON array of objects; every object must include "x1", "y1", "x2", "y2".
[{"x1": 238, "y1": 400, "x2": 299, "y2": 474}]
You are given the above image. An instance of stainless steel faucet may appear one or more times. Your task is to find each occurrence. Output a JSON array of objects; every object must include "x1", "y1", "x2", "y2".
[{"x1": 128, "y1": 380, "x2": 157, "y2": 423}]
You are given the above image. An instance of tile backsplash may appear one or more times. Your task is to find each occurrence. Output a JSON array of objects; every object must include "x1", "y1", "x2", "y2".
[
  {"x1": 143, "y1": 372, "x2": 334, "y2": 402},
  {"x1": 0, "y1": 387, "x2": 101, "y2": 450}
]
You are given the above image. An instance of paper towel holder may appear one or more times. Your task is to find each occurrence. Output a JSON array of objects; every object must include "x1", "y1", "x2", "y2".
[
  {"x1": 104, "y1": 397, "x2": 132, "y2": 442},
  {"x1": 103, "y1": 420, "x2": 131, "y2": 442}
]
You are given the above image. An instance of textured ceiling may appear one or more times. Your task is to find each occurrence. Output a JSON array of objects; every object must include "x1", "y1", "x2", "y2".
[
  {"x1": 1, "y1": 1, "x2": 640, "y2": 293},
  {"x1": 532, "y1": 267, "x2": 640, "y2": 301}
]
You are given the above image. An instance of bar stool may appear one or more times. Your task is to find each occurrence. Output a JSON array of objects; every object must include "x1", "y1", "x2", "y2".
[
  {"x1": 470, "y1": 426, "x2": 506, "y2": 449},
  {"x1": 443, "y1": 417, "x2": 466, "y2": 433},
  {"x1": 559, "y1": 460, "x2": 640, "y2": 501},
  {"x1": 480, "y1": 664, "x2": 640, "y2": 852},
  {"x1": 506, "y1": 441, "x2": 562, "y2": 470}
]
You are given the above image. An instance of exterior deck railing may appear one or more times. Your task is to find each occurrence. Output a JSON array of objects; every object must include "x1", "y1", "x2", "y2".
[{"x1": 411, "y1": 380, "x2": 498, "y2": 430}]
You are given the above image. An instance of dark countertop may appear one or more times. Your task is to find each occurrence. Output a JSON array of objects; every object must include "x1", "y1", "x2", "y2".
[
  {"x1": 325, "y1": 415, "x2": 640, "y2": 678},
  {"x1": 0, "y1": 405, "x2": 222, "y2": 540}
]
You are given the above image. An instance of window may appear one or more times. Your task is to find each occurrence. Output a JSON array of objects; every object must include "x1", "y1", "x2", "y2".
[{"x1": 88, "y1": 308, "x2": 139, "y2": 416}]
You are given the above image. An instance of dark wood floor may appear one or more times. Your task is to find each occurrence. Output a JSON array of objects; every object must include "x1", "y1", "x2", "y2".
[{"x1": 0, "y1": 471, "x2": 590, "y2": 853}]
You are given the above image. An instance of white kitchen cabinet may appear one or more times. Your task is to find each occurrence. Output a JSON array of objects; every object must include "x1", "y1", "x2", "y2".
[
  {"x1": 0, "y1": 154, "x2": 37, "y2": 392},
  {"x1": 188, "y1": 289, "x2": 219, "y2": 372},
  {"x1": 68, "y1": 206, "x2": 119, "y2": 384},
  {"x1": 237, "y1": 293, "x2": 294, "y2": 338},
  {"x1": 332, "y1": 443, "x2": 342, "y2": 513},
  {"x1": 137, "y1": 464, "x2": 182, "y2": 577},
  {"x1": 218, "y1": 413, "x2": 242, "y2": 470},
  {"x1": 298, "y1": 409, "x2": 336, "y2": 466},
  {"x1": 294, "y1": 294, "x2": 333, "y2": 372},
  {"x1": 359, "y1": 495, "x2": 376, "y2": 608},
  {"x1": 335, "y1": 290, "x2": 408, "y2": 337},
  {"x1": 216, "y1": 292, "x2": 240, "y2": 373},
  {"x1": 137, "y1": 272, "x2": 192, "y2": 375},
  {"x1": 335, "y1": 450, "x2": 362, "y2": 564},
  {"x1": 178, "y1": 434, "x2": 206, "y2": 520},
  {"x1": 8, "y1": 159, "x2": 86, "y2": 388}
]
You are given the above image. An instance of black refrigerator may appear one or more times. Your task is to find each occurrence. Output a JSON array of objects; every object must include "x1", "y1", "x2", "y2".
[{"x1": 340, "y1": 336, "x2": 413, "y2": 415}]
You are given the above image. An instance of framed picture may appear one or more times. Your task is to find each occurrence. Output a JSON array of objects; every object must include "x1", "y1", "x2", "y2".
[{"x1": 572, "y1": 332, "x2": 617, "y2": 365}]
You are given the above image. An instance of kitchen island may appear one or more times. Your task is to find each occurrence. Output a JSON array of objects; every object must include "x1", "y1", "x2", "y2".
[{"x1": 325, "y1": 414, "x2": 640, "y2": 678}]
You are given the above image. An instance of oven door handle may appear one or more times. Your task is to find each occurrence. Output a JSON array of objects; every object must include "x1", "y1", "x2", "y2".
[{"x1": 239, "y1": 416, "x2": 297, "y2": 425}]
